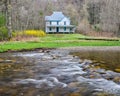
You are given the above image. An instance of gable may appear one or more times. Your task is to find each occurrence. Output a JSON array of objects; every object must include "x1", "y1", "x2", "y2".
[
  {"x1": 61, "y1": 17, "x2": 70, "y2": 22},
  {"x1": 58, "y1": 17, "x2": 70, "y2": 25}
]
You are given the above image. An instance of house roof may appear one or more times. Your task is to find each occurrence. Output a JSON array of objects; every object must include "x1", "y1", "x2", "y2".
[{"x1": 45, "y1": 12, "x2": 65, "y2": 21}]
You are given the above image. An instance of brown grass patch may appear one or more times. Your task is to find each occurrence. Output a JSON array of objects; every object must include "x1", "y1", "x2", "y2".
[
  {"x1": 86, "y1": 31, "x2": 115, "y2": 38},
  {"x1": 11, "y1": 36, "x2": 40, "y2": 42}
]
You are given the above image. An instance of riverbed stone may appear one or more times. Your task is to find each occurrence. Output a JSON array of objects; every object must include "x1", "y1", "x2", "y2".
[
  {"x1": 113, "y1": 76, "x2": 120, "y2": 83},
  {"x1": 68, "y1": 82, "x2": 80, "y2": 88},
  {"x1": 84, "y1": 72, "x2": 102, "y2": 79},
  {"x1": 92, "y1": 92, "x2": 115, "y2": 96},
  {"x1": 60, "y1": 55, "x2": 73, "y2": 59},
  {"x1": 69, "y1": 93, "x2": 81, "y2": 96},
  {"x1": 41, "y1": 56, "x2": 53, "y2": 60},
  {"x1": 81, "y1": 59, "x2": 92, "y2": 66},
  {"x1": 95, "y1": 69, "x2": 106, "y2": 74},
  {"x1": 102, "y1": 70, "x2": 120, "y2": 80},
  {"x1": 0, "y1": 60, "x2": 15, "y2": 63},
  {"x1": 0, "y1": 58, "x2": 4, "y2": 63},
  {"x1": 115, "y1": 69, "x2": 120, "y2": 73}
]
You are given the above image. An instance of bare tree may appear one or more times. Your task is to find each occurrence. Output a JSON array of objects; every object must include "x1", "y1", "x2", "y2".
[{"x1": 0, "y1": 0, "x2": 12, "y2": 40}]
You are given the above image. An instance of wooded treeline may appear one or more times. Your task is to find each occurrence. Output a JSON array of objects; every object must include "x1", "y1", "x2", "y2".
[{"x1": 0, "y1": 0, "x2": 120, "y2": 39}]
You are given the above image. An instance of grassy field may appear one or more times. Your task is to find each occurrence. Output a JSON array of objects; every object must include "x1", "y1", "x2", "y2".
[{"x1": 0, "y1": 34, "x2": 120, "y2": 52}]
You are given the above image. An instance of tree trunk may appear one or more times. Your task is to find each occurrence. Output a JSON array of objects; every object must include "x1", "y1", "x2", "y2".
[
  {"x1": 5, "y1": 0, "x2": 12, "y2": 40},
  {"x1": 117, "y1": 23, "x2": 120, "y2": 37}
]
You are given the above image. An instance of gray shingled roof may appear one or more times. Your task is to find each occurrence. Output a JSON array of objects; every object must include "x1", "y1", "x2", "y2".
[{"x1": 45, "y1": 12, "x2": 65, "y2": 21}]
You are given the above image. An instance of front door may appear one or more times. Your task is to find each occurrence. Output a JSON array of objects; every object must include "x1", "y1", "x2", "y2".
[{"x1": 56, "y1": 27, "x2": 59, "y2": 33}]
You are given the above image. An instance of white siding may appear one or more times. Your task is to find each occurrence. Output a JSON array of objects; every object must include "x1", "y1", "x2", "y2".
[
  {"x1": 59, "y1": 27, "x2": 71, "y2": 32},
  {"x1": 46, "y1": 21, "x2": 59, "y2": 26},
  {"x1": 46, "y1": 17, "x2": 70, "y2": 26},
  {"x1": 46, "y1": 27, "x2": 75, "y2": 33},
  {"x1": 45, "y1": 17, "x2": 75, "y2": 33},
  {"x1": 51, "y1": 22, "x2": 57, "y2": 25}
]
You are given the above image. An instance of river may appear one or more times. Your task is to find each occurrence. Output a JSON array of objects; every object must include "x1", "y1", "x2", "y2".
[{"x1": 0, "y1": 48, "x2": 120, "y2": 96}]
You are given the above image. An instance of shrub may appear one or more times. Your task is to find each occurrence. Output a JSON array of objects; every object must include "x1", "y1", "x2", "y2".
[
  {"x1": 0, "y1": 13, "x2": 5, "y2": 27},
  {"x1": 0, "y1": 26, "x2": 8, "y2": 41},
  {"x1": 76, "y1": 19, "x2": 91, "y2": 34},
  {"x1": 0, "y1": 13, "x2": 8, "y2": 41},
  {"x1": 24, "y1": 30, "x2": 46, "y2": 37},
  {"x1": 13, "y1": 30, "x2": 46, "y2": 37},
  {"x1": 92, "y1": 24, "x2": 100, "y2": 32}
]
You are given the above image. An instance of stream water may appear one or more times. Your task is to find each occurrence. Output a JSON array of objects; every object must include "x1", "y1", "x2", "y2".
[{"x1": 0, "y1": 49, "x2": 120, "y2": 96}]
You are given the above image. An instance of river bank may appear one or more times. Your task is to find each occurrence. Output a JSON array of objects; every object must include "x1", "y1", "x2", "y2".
[
  {"x1": 0, "y1": 34, "x2": 120, "y2": 52},
  {"x1": 0, "y1": 46, "x2": 120, "y2": 53}
]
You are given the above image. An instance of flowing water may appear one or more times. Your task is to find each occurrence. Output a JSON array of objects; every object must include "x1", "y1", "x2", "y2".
[{"x1": 0, "y1": 49, "x2": 120, "y2": 96}]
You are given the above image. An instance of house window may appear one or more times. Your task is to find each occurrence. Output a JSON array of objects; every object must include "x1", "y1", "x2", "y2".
[
  {"x1": 70, "y1": 28, "x2": 72, "y2": 31},
  {"x1": 49, "y1": 27, "x2": 52, "y2": 31},
  {"x1": 64, "y1": 21, "x2": 66, "y2": 25},
  {"x1": 64, "y1": 27, "x2": 66, "y2": 31},
  {"x1": 50, "y1": 21, "x2": 52, "y2": 25},
  {"x1": 57, "y1": 21, "x2": 59, "y2": 25}
]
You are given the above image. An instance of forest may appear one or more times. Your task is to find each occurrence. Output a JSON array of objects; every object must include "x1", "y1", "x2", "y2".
[{"x1": 0, "y1": 0, "x2": 120, "y2": 40}]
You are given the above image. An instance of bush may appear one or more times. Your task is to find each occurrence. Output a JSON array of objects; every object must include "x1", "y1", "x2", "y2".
[
  {"x1": 76, "y1": 19, "x2": 91, "y2": 34},
  {"x1": 0, "y1": 13, "x2": 5, "y2": 27},
  {"x1": 92, "y1": 24, "x2": 100, "y2": 32},
  {"x1": 24, "y1": 30, "x2": 46, "y2": 37},
  {"x1": 0, "y1": 13, "x2": 8, "y2": 41},
  {"x1": 0, "y1": 26, "x2": 8, "y2": 41},
  {"x1": 13, "y1": 30, "x2": 46, "y2": 37}
]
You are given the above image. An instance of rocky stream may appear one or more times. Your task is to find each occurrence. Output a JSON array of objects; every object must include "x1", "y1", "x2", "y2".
[{"x1": 0, "y1": 48, "x2": 120, "y2": 96}]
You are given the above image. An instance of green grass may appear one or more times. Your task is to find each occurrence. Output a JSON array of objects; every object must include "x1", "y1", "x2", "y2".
[
  {"x1": 40, "y1": 34, "x2": 87, "y2": 41},
  {"x1": 0, "y1": 34, "x2": 120, "y2": 52}
]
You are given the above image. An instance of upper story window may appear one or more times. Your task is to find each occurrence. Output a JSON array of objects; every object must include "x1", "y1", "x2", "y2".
[
  {"x1": 50, "y1": 21, "x2": 52, "y2": 25},
  {"x1": 57, "y1": 21, "x2": 59, "y2": 25},
  {"x1": 64, "y1": 21, "x2": 66, "y2": 25}
]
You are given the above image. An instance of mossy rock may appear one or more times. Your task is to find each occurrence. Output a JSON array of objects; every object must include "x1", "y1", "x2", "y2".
[
  {"x1": 94, "y1": 92, "x2": 115, "y2": 96},
  {"x1": 113, "y1": 76, "x2": 120, "y2": 83},
  {"x1": 115, "y1": 69, "x2": 120, "y2": 72},
  {"x1": 69, "y1": 93, "x2": 81, "y2": 96}
]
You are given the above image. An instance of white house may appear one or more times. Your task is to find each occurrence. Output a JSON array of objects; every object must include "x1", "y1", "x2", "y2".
[{"x1": 45, "y1": 12, "x2": 75, "y2": 33}]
